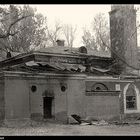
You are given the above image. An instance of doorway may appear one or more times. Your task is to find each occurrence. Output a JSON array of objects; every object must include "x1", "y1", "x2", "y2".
[{"x1": 43, "y1": 97, "x2": 53, "y2": 118}]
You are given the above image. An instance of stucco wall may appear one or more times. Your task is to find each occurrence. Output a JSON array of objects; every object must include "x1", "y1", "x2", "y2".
[
  {"x1": 28, "y1": 75, "x2": 86, "y2": 122},
  {"x1": 86, "y1": 81, "x2": 117, "y2": 91},
  {"x1": 52, "y1": 79, "x2": 67, "y2": 122},
  {"x1": 0, "y1": 79, "x2": 5, "y2": 121},
  {"x1": 85, "y1": 80, "x2": 128, "y2": 120},
  {"x1": 28, "y1": 78, "x2": 67, "y2": 122},
  {"x1": 66, "y1": 79, "x2": 86, "y2": 118},
  {"x1": 3, "y1": 71, "x2": 140, "y2": 122},
  {"x1": 4, "y1": 78, "x2": 30, "y2": 120},
  {"x1": 85, "y1": 95, "x2": 120, "y2": 120},
  {"x1": 85, "y1": 80, "x2": 140, "y2": 120},
  {"x1": 29, "y1": 80, "x2": 47, "y2": 119}
]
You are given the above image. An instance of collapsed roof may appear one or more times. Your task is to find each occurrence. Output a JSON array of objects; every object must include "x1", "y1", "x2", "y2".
[{"x1": 0, "y1": 46, "x2": 114, "y2": 75}]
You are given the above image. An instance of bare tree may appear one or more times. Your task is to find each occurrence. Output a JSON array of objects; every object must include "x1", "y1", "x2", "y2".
[
  {"x1": 82, "y1": 13, "x2": 110, "y2": 51},
  {"x1": 62, "y1": 24, "x2": 77, "y2": 48},
  {"x1": 82, "y1": 27, "x2": 97, "y2": 50},
  {"x1": 46, "y1": 20, "x2": 62, "y2": 47}
]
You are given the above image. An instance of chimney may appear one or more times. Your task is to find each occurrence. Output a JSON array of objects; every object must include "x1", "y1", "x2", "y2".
[
  {"x1": 56, "y1": 39, "x2": 65, "y2": 46},
  {"x1": 111, "y1": 4, "x2": 134, "y2": 11},
  {"x1": 109, "y1": 4, "x2": 138, "y2": 74},
  {"x1": 6, "y1": 52, "x2": 12, "y2": 59}
]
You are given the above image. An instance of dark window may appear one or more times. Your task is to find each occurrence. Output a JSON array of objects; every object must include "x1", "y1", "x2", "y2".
[
  {"x1": 31, "y1": 85, "x2": 37, "y2": 92},
  {"x1": 96, "y1": 87, "x2": 101, "y2": 91},
  {"x1": 126, "y1": 96, "x2": 136, "y2": 109},
  {"x1": 61, "y1": 86, "x2": 66, "y2": 92},
  {"x1": 91, "y1": 83, "x2": 108, "y2": 91},
  {"x1": 126, "y1": 85, "x2": 137, "y2": 110}
]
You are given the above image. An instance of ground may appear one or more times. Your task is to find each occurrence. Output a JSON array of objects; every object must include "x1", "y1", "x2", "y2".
[{"x1": 0, "y1": 120, "x2": 140, "y2": 136}]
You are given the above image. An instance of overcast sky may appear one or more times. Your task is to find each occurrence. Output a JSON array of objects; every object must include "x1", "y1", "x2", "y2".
[{"x1": 31, "y1": 4, "x2": 140, "y2": 47}]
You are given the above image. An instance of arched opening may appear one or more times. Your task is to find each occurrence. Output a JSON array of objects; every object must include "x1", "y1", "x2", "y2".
[
  {"x1": 79, "y1": 46, "x2": 87, "y2": 54},
  {"x1": 126, "y1": 84, "x2": 137, "y2": 110},
  {"x1": 91, "y1": 83, "x2": 108, "y2": 91}
]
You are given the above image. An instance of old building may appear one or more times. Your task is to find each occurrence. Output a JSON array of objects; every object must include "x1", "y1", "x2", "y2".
[{"x1": 0, "y1": 5, "x2": 140, "y2": 123}]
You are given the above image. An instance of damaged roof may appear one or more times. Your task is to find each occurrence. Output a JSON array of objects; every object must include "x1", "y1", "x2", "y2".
[
  {"x1": 37, "y1": 46, "x2": 111, "y2": 58},
  {"x1": 0, "y1": 51, "x2": 21, "y2": 61},
  {"x1": 0, "y1": 45, "x2": 113, "y2": 75}
]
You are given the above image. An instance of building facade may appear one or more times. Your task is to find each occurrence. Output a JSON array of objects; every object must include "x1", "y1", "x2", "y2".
[{"x1": 0, "y1": 5, "x2": 140, "y2": 123}]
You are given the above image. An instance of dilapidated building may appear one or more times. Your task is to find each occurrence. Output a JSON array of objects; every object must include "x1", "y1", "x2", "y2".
[{"x1": 0, "y1": 5, "x2": 140, "y2": 123}]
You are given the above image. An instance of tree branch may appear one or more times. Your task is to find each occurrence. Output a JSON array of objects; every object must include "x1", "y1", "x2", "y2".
[
  {"x1": 8, "y1": 26, "x2": 27, "y2": 36},
  {"x1": 0, "y1": 14, "x2": 33, "y2": 39},
  {"x1": 0, "y1": 40, "x2": 9, "y2": 52}
]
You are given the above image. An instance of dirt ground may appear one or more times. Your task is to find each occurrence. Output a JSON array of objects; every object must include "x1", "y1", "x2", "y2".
[{"x1": 0, "y1": 120, "x2": 140, "y2": 136}]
